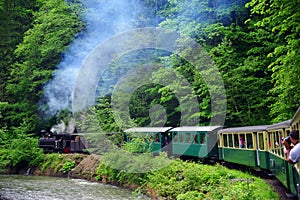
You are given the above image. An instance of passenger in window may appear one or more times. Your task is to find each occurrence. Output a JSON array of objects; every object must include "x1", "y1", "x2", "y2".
[
  {"x1": 283, "y1": 130, "x2": 300, "y2": 164},
  {"x1": 163, "y1": 136, "x2": 168, "y2": 146},
  {"x1": 194, "y1": 135, "x2": 198, "y2": 144},
  {"x1": 239, "y1": 136, "x2": 245, "y2": 148},
  {"x1": 154, "y1": 134, "x2": 160, "y2": 142}
]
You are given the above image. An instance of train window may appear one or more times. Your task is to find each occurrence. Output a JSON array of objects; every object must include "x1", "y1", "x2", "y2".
[
  {"x1": 268, "y1": 132, "x2": 272, "y2": 150},
  {"x1": 239, "y1": 134, "x2": 246, "y2": 148},
  {"x1": 179, "y1": 133, "x2": 184, "y2": 143},
  {"x1": 154, "y1": 133, "x2": 160, "y2": 142},
  {"x1": 186, "y1": 133, "x2": 191, "y2": 143},
  {"x1": 200, "y1": 132, "x2": 206, "y2": 144},
  {"x1": 228, "y1": 134, "x2": 233, "y2": 147},
  {"x1": 234, "y1": 134, "x2": 239, "y2": 148},
  {"x1": 258, "y1": 133, "x2": 264, "y2": 150},
  {"x1": 193, "y1": 133, "x2": 199, "y2": 144},
  {"x1": 272, "y1": 132, "x2": 276, "y2": 154},
  {"x1": 286, "y1": 130, "x2": 290, "y2": 137},
  {"x1": 173, "y1": 133, "x2": 178, "y2": 143},
  {"x1": 246, "y1": 134, "x2": 253, "y2": 149},
  {"x1": 276, "y1": 131, "x2": 284, "y2": 157},
  {"x1": 274, "y1": 131, "x2": 279, "y2": 155},
  {"x1": 223, "y1": 134, "x2": 228, "y2": 147}
]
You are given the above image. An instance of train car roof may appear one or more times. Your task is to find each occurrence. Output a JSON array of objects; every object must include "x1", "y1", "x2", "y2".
[
  {"x1": 124, "y1": 127, "x2": 173, "y2": 133},
  {"x1": 291, "y1": 106, "x2": 300, "y2": 125},
  {"x1": 266, "y1": 119, "x2": 291, "y2": 130},
  {"x1": 170, "y1": 126, "x2": 222, "y2": 132},
  {"x1": 218, "y1": 125, "x2": 269, "y2": 133}
]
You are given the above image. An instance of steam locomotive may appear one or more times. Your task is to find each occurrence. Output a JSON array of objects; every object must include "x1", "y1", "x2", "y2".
[{"x1": 38, "y1": 131, "x2": 88, "y2": 153}]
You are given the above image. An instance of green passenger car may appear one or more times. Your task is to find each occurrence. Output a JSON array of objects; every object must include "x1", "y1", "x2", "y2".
[
  {"x1": 289, "y1": 107, "x2": 300, "y2": 196},
  {"x1": 170, "y1": 126, "x2": 222, "y2": 158},
  {"x1": 218, "y1": 125, "x2": 269, "y2": 167},
  {"x1": 266, "y1": 120, "x2": 291, "y2": 189},
  {"x1": 124, "y1": 127, "x2": 172, "y2": 153}
]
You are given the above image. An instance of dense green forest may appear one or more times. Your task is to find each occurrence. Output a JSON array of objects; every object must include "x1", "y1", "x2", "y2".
[{"x1": 0, "y1": 0, "x2": 299, "y2": 167}]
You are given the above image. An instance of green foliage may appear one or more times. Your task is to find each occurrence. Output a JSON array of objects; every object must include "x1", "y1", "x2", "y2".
[
  {"x1": 0, "y1": 130, "x2": 44, "y2": 170},
  {"x1": 40, "y1": 153, "x2": 64, "y2": 172},
  {"x1": 95, "y1": 154, "x2": 278, "y2": 199},
  {"x1": 146, "y1": 160, "x2": 278, "y2": 199},
  {"x1": 96, "y1": 157, "x2": 144, "y2": 186},
  {"x1": 17, "y1": 0, "x2": 81, "y2": 89},
  {"x1": 90, "y1": 0, "x2": 300, "y2": 127},
  {"x1": 246, "y1": 0, "x2": 300, "y2": 121},
  {"x1": 96, "y1": 151, "x2": 171, "y2": 185},
  {"x1": 122, "y1": 137, "x2": 153, "y2": 153},
  {"x1": 177, "y1": 191, "x2": 205, "y2": 200},
  {"x1": 3, "y1": 0, "x2": 83, "y2": 131},
  {"x1": 95, "y1": 96, "x2": 120, "y2": 133},
  {"x1": 82, "y1": 132, "x2": 122, "y2": 155},
  {"x1": 0, "y1": 0, "x2": 35, "y2": 103},
  {"x1": 40, "y1": 153, "x2": 77, "y2": 173},
  {"x1": 61, "y1": 160, "x2": 76, "y2": 173}
]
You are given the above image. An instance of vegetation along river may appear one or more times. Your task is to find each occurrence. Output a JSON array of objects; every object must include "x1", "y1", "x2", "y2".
[{"x1": 0, "y1": 175, "x2": 148, "y2": 200}]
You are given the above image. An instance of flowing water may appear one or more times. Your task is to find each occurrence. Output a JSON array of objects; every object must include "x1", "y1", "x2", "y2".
[{"x1": 0, "y1": 175, "x2": 148, "y2": 200}]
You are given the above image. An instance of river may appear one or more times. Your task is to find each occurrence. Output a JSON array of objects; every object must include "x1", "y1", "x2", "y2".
[{"x1": 0, "y1": 175, "x2": 148, "y2": 200}]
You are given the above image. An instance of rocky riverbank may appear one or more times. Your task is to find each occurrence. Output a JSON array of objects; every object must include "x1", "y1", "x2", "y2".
[
  {"x1": 2, "y1": 153, "x2": 284, "y2": 200},
  {"x1": 30, "y1": 153, "x2": 142, "y2": 194},
  {"x1": 33, "y1": 154, "x2": 97, "y2": 180}
]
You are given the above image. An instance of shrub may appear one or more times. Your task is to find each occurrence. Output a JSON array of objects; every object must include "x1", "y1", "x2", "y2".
[
  {"x1": 146, "y1": 161, "x2": 279, "y2": 200},
  {"x1": 0, "y1": 131, "x2": 44, "y2": 170},
  {"x1": 40, "y1": 153, "x2": 64, "y2": 172},
  {"x1": 61, "y1": 160, "x2": 76, "y2": 173}
]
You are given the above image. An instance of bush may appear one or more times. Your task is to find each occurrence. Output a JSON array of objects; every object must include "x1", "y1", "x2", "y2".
[
  {"x1": 40, "y1": 153, "x2": 64, "y2": 172},
  {"x1": 94, "y1": 149, "x2": 279, "y2": 199},
  {"x1": 61, "y1": 160, "x2": 76, "y2": 173},
  {"x1": 146, "y1": 161, "x2": 279, "y2": 200},
  {"x1": 122, "y1": 137, "x2": 153, "y2": 153},
  {"x1": 95, "y1": 150, "x2": 172, "y2": 186},
  {"x1": 40, "y1": 154, "x2": 78, "y2": 173},
  {"x1": 0, "y1": 131, "x2": 44, "y2": 170}
]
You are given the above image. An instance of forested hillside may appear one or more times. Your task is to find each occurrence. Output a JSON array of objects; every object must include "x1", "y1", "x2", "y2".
[{"x1": 0, "y1": 0, "x2": 299, "y2": 156}]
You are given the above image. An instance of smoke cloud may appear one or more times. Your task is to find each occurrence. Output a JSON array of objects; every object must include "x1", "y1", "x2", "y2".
[{"x1": 40, "y1": 0, "x2": 149, "y2": 117}]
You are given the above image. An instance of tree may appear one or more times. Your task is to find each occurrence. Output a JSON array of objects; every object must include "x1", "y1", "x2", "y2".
[
  {"x1": 3, "y1": 0, "x2": 83, "y2": 132},
  {"x1": 158, "y1": 0, "x2": 274, "y2": 126},
  {"x1": 0, "y1": 0, "x2": 36, "y2": 102},
  {"x1": 247, "y1": 0, "x2": 300, "y2": 121}
]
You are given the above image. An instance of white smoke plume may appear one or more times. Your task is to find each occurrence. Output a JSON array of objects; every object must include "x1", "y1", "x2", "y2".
[{"x1": 40, "y1": 0, "x2": 147, "y2": 117}]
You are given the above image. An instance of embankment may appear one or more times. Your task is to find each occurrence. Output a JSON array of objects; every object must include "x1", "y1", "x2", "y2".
[{"x1": 3, "y1": 153, "x2": 282, "y2": 200}]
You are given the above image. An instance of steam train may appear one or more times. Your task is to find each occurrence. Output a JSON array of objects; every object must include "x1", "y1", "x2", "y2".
[
  {"x1": 38, "y1": 131, "x2": 88, "y2": 153},
  {"x1": 38, "y1": 106, "x2": 300, "y2": 197}
]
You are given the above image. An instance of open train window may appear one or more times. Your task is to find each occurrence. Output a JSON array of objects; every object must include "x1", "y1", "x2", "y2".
[
  {"x1": 275, "y1": 131, "x2": 284, "y2": 157},
  {"x1": 274, "y1": 131, "x2": 280, "y2": 155},
  {"x1": 228, "y1": 134, "x2": 233, "y2": 147},
  {"x1": 173, "y1": 133, "x2": 178, "y2": 143},
  {"x1": 154, "y1": 133, "x2": 160, "y2": 143},
  {"x1": 268, "y1": 132, "x2": 272, "y2": 150},
  {"x1": 186, "y1": 133, "x2": 191, "y2": 143},
  {"x1": 223, "y1": 134, "x2": 228, "y2": 147},
  {"x1": 200, "y1": 132, "x2": 206, "y2": 144},
  {"x1": 286, "y1": 129, "x2": 290, "y2": 137},
  {"x1": 234, "y1": 134, "x2": 239, "y2": 148},
  {"x1": 239, "y1": 134, "x2": 246, "y2": 148},
  {"x1": 246, "y1": 134, "x2": 253, "y2": 149},
  {"x1": 257, "y1": 133, "x2": 264, "y2": 150},
  {"x1": 179, "y1": 133, "x2": 184, "y2": 143},
  {"x1": 193, "y1": 133, "x2": 199, "y2": 144}
]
